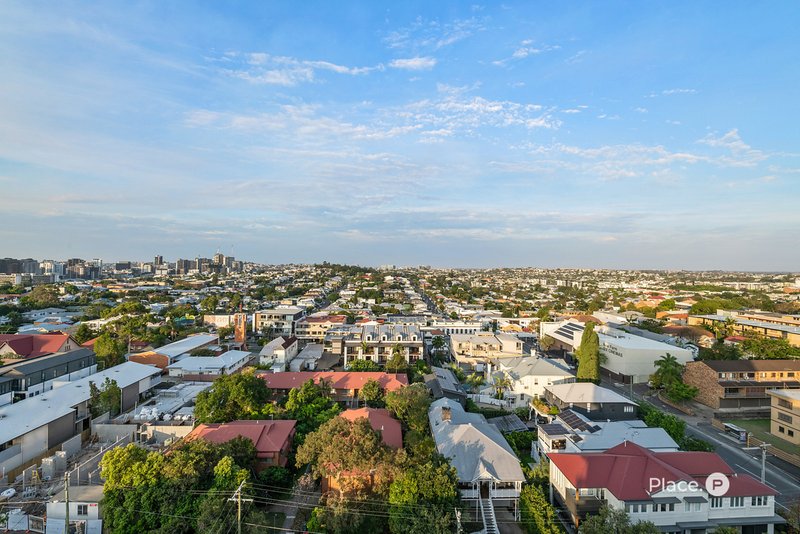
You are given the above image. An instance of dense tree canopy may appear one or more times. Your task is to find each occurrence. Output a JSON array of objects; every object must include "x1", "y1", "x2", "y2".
[
  {"x1": 283, "y1": 378, "x2": 342, "y2": 440},
  {"x1": 385, "y1": 383, "x2": 431, "y2": 433},
  {"x1": 193, "y1": 370, "x2": 273, "y2": 423},
  {"x1": 576, "y1": 322, "x2": 600, "y2": 382}
]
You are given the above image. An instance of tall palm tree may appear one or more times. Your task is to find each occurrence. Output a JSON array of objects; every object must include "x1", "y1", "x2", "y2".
[{"x1": 652, "y1": 353, "x2": 682, "y2": 388}]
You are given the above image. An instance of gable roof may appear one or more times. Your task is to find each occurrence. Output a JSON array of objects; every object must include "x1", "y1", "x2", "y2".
[
  {"x1": 263, "y1": 371, "x2": 408, "y2": 392},
  {"x1": 548, "y1": 441, "x2": 776, "y2": 501},
  {"x1": 0, "y1": 333, "x2": 77, "y2": 358},
  {"x1": 340, "y1": 408, "x2": 403, "y2": 448},
  {"x1": 186, "y1": 419, "x2": 297, "y2": 458},
  {"x1": 428, "y1": 398, "x2": 525, "y2": 484}
]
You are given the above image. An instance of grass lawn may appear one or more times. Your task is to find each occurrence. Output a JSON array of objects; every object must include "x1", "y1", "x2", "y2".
[{"x1": 729, "y1": 419, "x2": 800, "y2": 455}]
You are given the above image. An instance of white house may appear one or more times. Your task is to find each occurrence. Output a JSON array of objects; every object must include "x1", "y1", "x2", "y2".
[
  {"x1": 548, "y1": 441, "x2": 784, "y2": 533},
  {"x1": 46, "y1": 485, "x2": 103, "y2": 534},
  {"x1": 485, "y1": 356, "x2": 575, "y2": 410},
  {"x1": 258, "y1": 336, "x2": 299, "y2": 370}
]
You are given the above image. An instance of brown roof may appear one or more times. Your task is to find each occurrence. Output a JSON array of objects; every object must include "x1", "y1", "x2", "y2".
[
  {"x1": 696, "y1": 359, "x2": 800, "y2": 372},
  {"x1": 263, "y1": 371, "x2": 408, "y2": 392},
  {"x1": 340, "y1": 408, "x2": 403, "y2": 448},
  {"x1": 187, "y1": 420, "x2": 297, "y2": 459}
]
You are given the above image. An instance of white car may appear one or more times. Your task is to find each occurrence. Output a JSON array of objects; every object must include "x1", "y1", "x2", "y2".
[{"x1": 0, "y1": 488, "x2": 16, "y2": 501}]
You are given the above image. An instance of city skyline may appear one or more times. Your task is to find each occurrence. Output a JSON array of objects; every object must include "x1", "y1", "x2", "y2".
[{"x1": 1, "y1": 2, "x2": 799, "y2": 270}]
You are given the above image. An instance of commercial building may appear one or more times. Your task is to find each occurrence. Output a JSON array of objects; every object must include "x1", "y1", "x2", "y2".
[
  {"x1": 766, "y1": 389, "x2": 800, "y2": 445},
  {"x1": 540, "y1": 320, "x2": 694, "y2": 384},
  {"x1": 683, "y1": 360, "x2": 800, "y2": 410},
  {"x1": 548, "y1": 442, "x2": 782, "y2": 532}
]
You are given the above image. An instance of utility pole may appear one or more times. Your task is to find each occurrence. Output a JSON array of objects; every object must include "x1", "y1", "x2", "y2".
[
  {"x1": 228, "y1": 480, "x2": 252, "y2": 534},
  {"x1": 64, "y1": 472, "x2": 70, "y2": 534}
]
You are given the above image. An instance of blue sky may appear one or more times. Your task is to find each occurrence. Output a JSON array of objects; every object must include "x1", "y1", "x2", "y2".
[{"x1": 1, "y1": 1, "x2": 798, "y2": 270}]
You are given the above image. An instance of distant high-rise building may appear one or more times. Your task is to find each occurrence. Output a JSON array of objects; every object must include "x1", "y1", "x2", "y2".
[
  {"x1": 213, "y1": 252, "x2": 225, "y2": 266},
  {"x1": 154, "y1": 255, "x2": 164, "y2": 266},
  {"x1": 176, "y1": 259, "x2": 192, "y2": 274}
]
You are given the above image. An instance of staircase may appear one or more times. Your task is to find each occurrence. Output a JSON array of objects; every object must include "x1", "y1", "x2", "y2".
[{"x1": 478, "y1": 497, "x2": 498, "y2": 534}]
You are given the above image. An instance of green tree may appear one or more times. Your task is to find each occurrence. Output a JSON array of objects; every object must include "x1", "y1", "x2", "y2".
[
  {"x1": 386, "y1": 346, "x2": 408, "y2": 374},
  {"x1": 576, "y1": 322, "x2": 600, "y2": 382},
  {"x1": 519, "y1": 483, "x2": 563, "y2": 534},
  {"x1": 359, "y1": 379, "x2": 385, "y2": 408},
  {"x1": 284, "y1": 379, "x2": 342, "y2": 440},
  {"x1": 431, "y1": 335, "x2": 446, "y2": 357},
  {"x1": 89, "y1": 377, "x2": 121, "y2": 417},
  {"x1": 493, "y1": 374, "x2": 513, "y2": 399},
  {"x1": 385, "y1": 383, "x2": 431, "y2": 433},
  {"x1": 539, "y1": 334, "x2": 555, "y2": 352},
  {"x1": 19, "y1": 285, "x2": 60, "y2": 309},
  {"x1": 193, "y1": 370, "x2": 273, "y2": 423},
  {"x1": 579, "y1": 504, "x2": 659, "y2": 534},
  {"x1": 296, "y1": 416, "x2": 390, "y2": 496},
  {"x1": 93, "y1": 332, "x2": 126, "y2": 368},
  {"x1": 650, "y1": 353, "x2": 682, "y2": 389},
  {"x1": 73, "y1": 323, "x2": 96, "y2": 344},
  {"x1": 347, "y1": 359, "x2": 381, "y2": 372},
  {"x1": 388, "y1": 457, "x2": 459, "y2": 534}
]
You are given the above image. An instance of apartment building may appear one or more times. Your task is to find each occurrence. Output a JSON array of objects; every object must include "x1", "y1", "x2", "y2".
[
  {"x1": 252, "y1": 306, "x2": 306, "y2": 336},
  {"x1": 767, "y1": 389, "x2": 800, "y2": 445},
  {"x1": 341, "y1": 324, "x2": 423, "y2": 367},
  {"x1": 295, "y1": 315, "x2": 347, "y2": 342},
  {"x1": 548, "y1": 442, "x2": 782, "y2": 533},
  {"x1": 689, "y1": 313, "x2": 800, "y2": 347},
  {"x1": 0, "y1": 348, "x2": 97, "y2": 406},
  {"x1": 450, "y1": 332, "x2": 523, "y2": 369},
  {"x1": 683, "y1": 360, "x2": 800, "y2": 410}
]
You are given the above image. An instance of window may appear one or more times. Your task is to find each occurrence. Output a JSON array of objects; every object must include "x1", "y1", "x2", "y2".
[
  {"x1": 778, "y1": 399, "x2": 792, "y2": 409},
  {"x1": 730, "y1": 497, "x2": 744, "y2": 508},
  {"x1": 685, "y1": 502, "x2": 700, "y2": 512},
  {"x1": 752, "y1": 496, "x2": 768, "y2": 506},
  {"x1": 710, "y1": 497, "x2": 724, "y2": 509},
  {"x1": 790, "y1": 430, "x2": 795, "y2": 437},
  {"x1": 779, "y1": 426, "x2": 785, "y2": 434},
  {"x1": 624, "y1": 405, "x2": 634, "y2": 413},
  {"x1": 77, "y1": 504, "x2": 88, "y2": 516},
  {"x1": 778, "y1": 412, "x2": 793, "y2": 423}
]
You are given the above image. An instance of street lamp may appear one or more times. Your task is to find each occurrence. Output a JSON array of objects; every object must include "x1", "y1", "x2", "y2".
[{"x1": 743, "y1": 443, "x2": 770, "y2": 483}]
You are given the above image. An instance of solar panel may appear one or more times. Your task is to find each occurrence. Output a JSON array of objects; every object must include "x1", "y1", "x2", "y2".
[{"x1": 558, "y1": 409, "x2": 600, "y2": 432}]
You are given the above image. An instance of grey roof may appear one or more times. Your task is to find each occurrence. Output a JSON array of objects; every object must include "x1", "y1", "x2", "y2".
[
  {"x1": 546, "y1": 383, "x2": 637, "y2": 405},
  {"x1": 498, "y1": 356, "x2": 573, "y2": 380},
  {"x1": 426, "y1": 366, "x2": 463, "y2": 395},
  {"x1": 0, "y1": 348, "x2": 95, "y2": 376},
  {"x1": 428, "y1": 398, "x2": 525, "y2": 484}
]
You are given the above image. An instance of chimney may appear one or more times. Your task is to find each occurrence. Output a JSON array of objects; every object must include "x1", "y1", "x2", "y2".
[{"x1": 441, "y1": 406, "x2": 451, "y2": 422}]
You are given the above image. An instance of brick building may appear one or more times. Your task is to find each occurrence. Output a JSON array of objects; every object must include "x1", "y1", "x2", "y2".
[{"x1": 683, "y1": 360, "x2": 800, "y2": 410}]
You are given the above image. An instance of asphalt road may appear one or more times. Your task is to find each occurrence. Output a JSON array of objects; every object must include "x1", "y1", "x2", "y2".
[{"x1": 605, "y1": 379, "x2": 800, "y2": 509}]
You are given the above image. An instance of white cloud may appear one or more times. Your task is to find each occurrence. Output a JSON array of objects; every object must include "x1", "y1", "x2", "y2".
[
  {"x1": 698, "y1": 129, "x2": 766, "y2": 167},
  {"x1": 662, "y1": 88, "x2": 697, "y2": 95},
  {"x1": 389, "y1": 57, "x2": 437, "y2": 70},
  {"x1": 219, "y1": 52, "x2": 380, "y2": 86},
  {"x1": 493, "y1": 41, "x2": 560, "y2": 66},
  {"x1": 384, "y1": 16, "x2": 485, "y2": 51}
]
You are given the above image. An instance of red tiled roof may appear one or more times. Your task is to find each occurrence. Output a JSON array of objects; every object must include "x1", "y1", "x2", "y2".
[
  {"x1": 547, "y1": 441, "x2": 776, "y2": 501},
  {"x1": 186, "y1": 420, "x2": 297, "y2": 459},
  {"x1": 263, "y1": 371, "x2": 409, "y2": 392},
  {"x1": 340, "y1": 408, "x2": 403, "y2": 449},
  {"x1": 0, "y1": 333, "x2": 76, "y2": 358}
]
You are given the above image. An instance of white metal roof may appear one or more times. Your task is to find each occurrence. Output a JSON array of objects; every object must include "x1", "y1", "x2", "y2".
[
  {"x1": 545, "y1": 382, "x2": 637, "y2": 405},
  {"x1": 0, "y1": 362, "x2": 161, "y2": 444},
  {"x1": 155, "y1": 334, "x2": 218, "y2": 358},
  {"x1": 167, "y1": 350, "x2": 251, "y2": 372}
]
